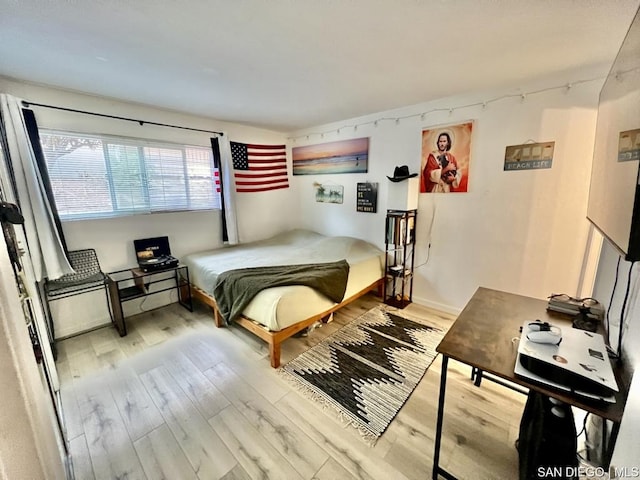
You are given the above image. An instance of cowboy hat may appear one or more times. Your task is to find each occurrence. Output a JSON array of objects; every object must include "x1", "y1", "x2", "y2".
[{"x1": 387, "y1": 165, "x2": 418, "y2": 182}]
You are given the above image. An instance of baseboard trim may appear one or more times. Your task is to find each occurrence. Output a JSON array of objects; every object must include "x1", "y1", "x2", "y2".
[
  {"x1": 55, "y1": 322, "x2": 112, "y2": 341},
  {"x1": 411, "y1": 295, "x2": 462, "y2": 316}
]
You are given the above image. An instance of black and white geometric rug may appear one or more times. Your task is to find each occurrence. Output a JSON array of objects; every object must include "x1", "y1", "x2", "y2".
[{"x1": 281, "y1": 306, "x2": 445, "y2": 443}]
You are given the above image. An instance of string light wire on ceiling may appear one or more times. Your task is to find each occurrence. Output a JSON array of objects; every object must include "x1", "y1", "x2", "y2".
[{"x1": 287, "y1": 71, "x2": 632, "y2": 143}]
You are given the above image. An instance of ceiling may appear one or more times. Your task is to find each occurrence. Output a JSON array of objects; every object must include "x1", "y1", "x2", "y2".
[{"x1": 1, "y1": 1, "x2": 639, "y2": 132}]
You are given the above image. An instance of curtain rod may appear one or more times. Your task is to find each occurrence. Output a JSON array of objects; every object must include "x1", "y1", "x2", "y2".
[{"x1": 21, "y1": 100, "x2": 224, "y2": 136}]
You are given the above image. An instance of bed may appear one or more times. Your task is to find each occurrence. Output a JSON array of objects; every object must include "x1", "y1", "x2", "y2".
[{"x1": 182, "y1": 229, "x2": 385, "y2": 367}]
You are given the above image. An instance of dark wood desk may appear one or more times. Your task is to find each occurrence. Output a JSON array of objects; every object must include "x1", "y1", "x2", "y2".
[{"x1": 432, "y1": 287, "x2": 631, "y2": 480}]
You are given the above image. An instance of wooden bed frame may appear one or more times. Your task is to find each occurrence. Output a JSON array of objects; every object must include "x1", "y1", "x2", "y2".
[{"x1": 190, "y1": 278, "x2": 383, "y2": 368}]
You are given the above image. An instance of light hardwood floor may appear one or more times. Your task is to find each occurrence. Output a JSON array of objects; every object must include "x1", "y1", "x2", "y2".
[{"x1": 56, "y1": 294, "x2": 526, "y2": 480}]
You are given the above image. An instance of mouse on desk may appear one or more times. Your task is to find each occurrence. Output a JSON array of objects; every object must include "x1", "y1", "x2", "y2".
[{"x1": 524, "y1": 320, "x2": 563, "y2": 346}]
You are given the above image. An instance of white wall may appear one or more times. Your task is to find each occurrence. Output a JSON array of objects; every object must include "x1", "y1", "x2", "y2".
[
  {"x1": 4, "y1": 72, "x2": 605, "y2": 323},
  {"x1": 4, "y1": 70, "x2": 637, "y2": 471},
  {"x1": 592, "y1": 239, "x2": 639, "y2": 473},
  {"x1": 292, "y1": 70, "x2": 640, "y2": 471},
  {"x1": 0, "y1": 77, "x2": 295, "y2": 247},
  {"x1": 0, "y1": 77, "x2": 294, "y2": 335},
  {"x1": 291, "y1": 72, "x2": 603, "y2": 313},
  {"x1": 593, "y1": 240, "x2": 640, "y2": 365}
]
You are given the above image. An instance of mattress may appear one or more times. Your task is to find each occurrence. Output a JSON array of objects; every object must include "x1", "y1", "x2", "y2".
[{"x1": 182, "y1": 229, "x2": 384, "y2": 330}]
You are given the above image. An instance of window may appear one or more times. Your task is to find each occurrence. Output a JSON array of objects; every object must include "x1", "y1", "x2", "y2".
[{"x1": 40, "y1": 131, "x2": 220, "y2": 220}]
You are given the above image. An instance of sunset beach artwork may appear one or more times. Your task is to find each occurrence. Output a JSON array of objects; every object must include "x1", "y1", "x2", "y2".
[{"x1": 293, "y1": 137, "x2": 369, "y2": 175}]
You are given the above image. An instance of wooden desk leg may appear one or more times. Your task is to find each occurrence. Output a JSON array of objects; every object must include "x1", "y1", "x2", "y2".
[
  {"x1": 107, "y1": 278, "x2": 127, "y2": 336},
  {"x1": 433, "y1": 355, "x2": 457, "y2": 480}
]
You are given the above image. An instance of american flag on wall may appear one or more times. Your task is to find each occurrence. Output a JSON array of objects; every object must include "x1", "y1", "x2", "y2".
[
  {"x1": 231, "y1": 141, "x2": 289, "y2": 193},
  {"x1": 214, "y1": 169, "x2": 220, "y2": 193}
]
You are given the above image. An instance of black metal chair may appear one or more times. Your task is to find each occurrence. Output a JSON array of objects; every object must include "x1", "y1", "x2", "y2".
[{"x1": 44, "y1": 249, "x2": 111, "y2": 352}]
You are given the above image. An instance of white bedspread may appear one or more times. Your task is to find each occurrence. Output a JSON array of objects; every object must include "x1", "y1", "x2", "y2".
[{"x1": 182, "y1": 229, "x2": 384, "y2": 330}]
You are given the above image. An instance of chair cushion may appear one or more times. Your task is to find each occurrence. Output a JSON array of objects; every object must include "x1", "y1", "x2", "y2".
[
  {"x1": 45, "y1": 249, "x2": 106, "y2": 298},
  {"x1": 47, "y1": 272, "x2": 106, "y2": 297}
]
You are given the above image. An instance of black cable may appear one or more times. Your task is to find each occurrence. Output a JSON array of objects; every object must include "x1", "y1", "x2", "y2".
[
  {"x1": 21, "y1": 101, "x2": 224, "y2": 136},
  {"x1": 548, "y1": 293, "x2": 598, "y2": 303},
  {"x1": 414, "y1": 202, "x2": 436, "y2": 270},
  {"x1": 414, "y1": 243, "x2": 430, "y2": 270},
  {"x1": 616, "y1": 261, "x2": 636, "y2": 360},
  {"x1": 605, "y1": 256, "x2": 621, "y2": 355},
  {"x1": 577, "y1": 412, "x2": 590, "y2": 438}
]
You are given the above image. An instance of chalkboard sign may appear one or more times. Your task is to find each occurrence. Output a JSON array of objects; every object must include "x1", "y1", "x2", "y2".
[{"x1": 356, "y1": 182, "x2": 378, "y2": 213}]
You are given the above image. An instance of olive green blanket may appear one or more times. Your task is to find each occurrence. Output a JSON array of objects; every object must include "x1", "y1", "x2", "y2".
[{"x1": 213, "y1": 260, "x2": 350, "y2": 324}]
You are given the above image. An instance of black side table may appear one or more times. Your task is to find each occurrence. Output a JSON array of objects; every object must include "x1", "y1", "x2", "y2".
[{"x1": 107, "y1": 265, "x2": 192, "y2": 336}]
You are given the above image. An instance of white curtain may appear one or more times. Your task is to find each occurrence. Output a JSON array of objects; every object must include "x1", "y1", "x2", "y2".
[
  {"x1": 217, "y1": 135, "x2": 239, "y2": 245},
  {"x1": 0, "y1": 93, "x2": 72, "y2": 280}
]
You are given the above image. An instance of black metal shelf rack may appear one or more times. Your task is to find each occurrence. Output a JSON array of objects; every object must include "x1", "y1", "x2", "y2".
[{"x1": 383, "y1": 209, "x2": 417, "y2": 308}]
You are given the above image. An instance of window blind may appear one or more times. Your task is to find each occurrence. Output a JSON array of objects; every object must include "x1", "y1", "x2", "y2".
[{"x1": 40, "y1": 131, "x2": 221, "y2": 220}]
